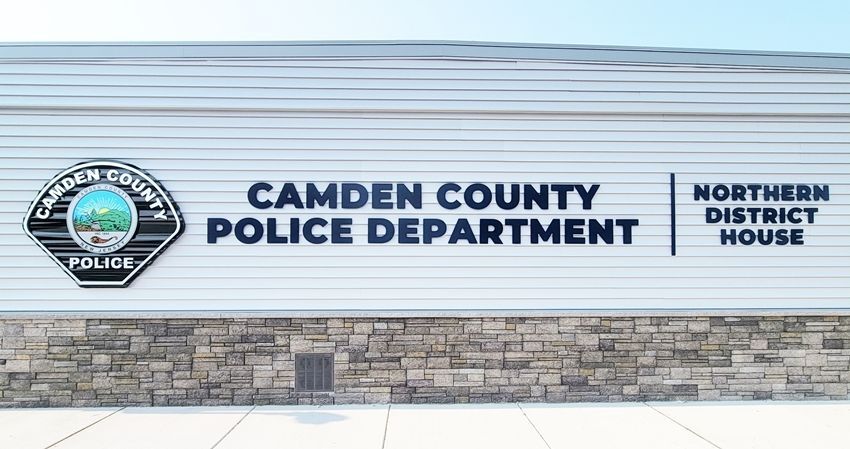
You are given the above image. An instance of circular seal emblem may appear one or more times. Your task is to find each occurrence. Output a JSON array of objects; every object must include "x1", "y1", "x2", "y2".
[{"x1": 66, "y1": 183, "x2": 139, "y2": 254}]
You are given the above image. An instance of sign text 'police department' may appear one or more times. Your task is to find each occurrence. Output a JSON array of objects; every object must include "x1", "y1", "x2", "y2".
[{"x1": 207, "y1": 183, "x2": 640, "y2": 245}]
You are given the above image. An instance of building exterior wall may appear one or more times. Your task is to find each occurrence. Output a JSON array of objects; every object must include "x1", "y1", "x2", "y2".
[
  {"x1": 1, "y1": 43, "x2": 849, "y2": 407},
  {"x1": 1, "y1": 316, "x2": 849, "y2": 407},
  {"x1": 1, "y1": 53, "x2": 849, "y2": 311}
]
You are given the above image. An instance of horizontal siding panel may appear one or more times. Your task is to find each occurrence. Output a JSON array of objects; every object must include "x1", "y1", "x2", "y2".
[
  {"x1": 3, "y1": 139, "x2": 849, "y2": 154},
  {"x1": 5, "y1": 244, "x2": 849, "y2": 257},
  {"x1": 2, "y1": 112, "x2": 850, "y2": 130},
  {"x1": 4, "y1": 85, "x2": 850, "y2": 104},
  {"x1": 3, "y1": 299, "x2": 849, "y2": 313},
  {"x1": 0, "y1": 150, "x2": 846, "y2": 165},
  {"x1": 4, "y1": 61, "x2": 850, "y2": 82},
  {"x1": 0, "y1": 288, "x2": 847, "y2": 300},
  {"x1": 2, "y1": 266, "x2": 849, "y2": 279},
  {"x1": 2, "y1": 277, "x2": 849, "y2": 290},
  {"x1": 4, "y1": 96, "x2": 850, "y2": 114},
  {"x1": 4, "y1": 126, "x2": 850, "y2": 143},
  {"x1": 0, "y1": 152, "x2": 839, "y2": 165},
  {"x1": 5, "y1": 167, "x2": 850, "y2": 179},
  {"x1": 5, "y1": 75, "x2": 850, "y2": 94},
  {"x1": 3, "y1": 256, "x2": 849, "y2": 268},
  {"x1": 4, "y1": 160, "x2": 850, "y2": 175}
]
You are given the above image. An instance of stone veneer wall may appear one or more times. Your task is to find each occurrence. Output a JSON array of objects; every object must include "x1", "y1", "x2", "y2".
[{"x1": 1, "y1": 316, "x2": 848, "y2": 407}]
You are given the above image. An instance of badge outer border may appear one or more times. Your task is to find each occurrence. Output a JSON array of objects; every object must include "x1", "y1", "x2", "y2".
[{"x1": 22, "y1": 160, "x2": 185, "y2": 288}]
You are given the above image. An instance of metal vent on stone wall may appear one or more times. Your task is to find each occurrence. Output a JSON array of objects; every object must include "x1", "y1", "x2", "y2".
[{"x1": 295, "y1": 353, "x2": 334, "y2": 392}]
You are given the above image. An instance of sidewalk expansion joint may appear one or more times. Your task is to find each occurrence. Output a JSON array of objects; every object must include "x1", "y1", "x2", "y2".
[
  {"x1": 45, "y1": 406, "x2": 125, "y2": 449},
  {"x1": 210, "y1": 405, "x2": 256, "y2": 449},
  {"x1": 643, "y1": 402, "x2": 724, "y2": 449},
  {"x1": 380, "y1": 404, "x2": 392, "y2": 449},
  {"x1": 517, "y1": 403, "x2": 553, "y2": 449}
]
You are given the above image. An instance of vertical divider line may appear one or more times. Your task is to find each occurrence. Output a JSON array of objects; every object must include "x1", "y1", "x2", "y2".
[{"x1": 670, "y1": 173, "x2": 677, "y2": 256}]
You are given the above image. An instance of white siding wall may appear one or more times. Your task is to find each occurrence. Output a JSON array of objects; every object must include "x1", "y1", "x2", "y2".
[{"x1": 1, "y1": 53, "x2": 849, "y2": 312}]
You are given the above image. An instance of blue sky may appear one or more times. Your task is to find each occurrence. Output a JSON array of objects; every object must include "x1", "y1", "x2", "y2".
[{"x1": 2, "y1": 0, "x2": 849, "y2": 53}]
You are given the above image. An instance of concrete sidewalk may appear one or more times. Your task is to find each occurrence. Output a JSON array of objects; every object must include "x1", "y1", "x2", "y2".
[{"x1": 2, "y1": 401, "x2": 849, "y2": 449}]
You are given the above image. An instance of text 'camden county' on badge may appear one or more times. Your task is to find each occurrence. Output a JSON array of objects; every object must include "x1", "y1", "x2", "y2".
[{"x1": 23, "y1": 161, "x2": 184, "y2": 287}]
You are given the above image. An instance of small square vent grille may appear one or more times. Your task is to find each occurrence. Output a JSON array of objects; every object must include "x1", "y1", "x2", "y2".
[{"x1": 295, "y1": 353, "x2": 334, "y2": 392}]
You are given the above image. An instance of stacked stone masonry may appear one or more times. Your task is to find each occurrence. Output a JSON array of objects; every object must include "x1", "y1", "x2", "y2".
[{"x1": 0, "y1": 316, "x2": 848, "y2": 407}]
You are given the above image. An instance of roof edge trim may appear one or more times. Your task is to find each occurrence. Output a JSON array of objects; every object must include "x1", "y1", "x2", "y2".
[{"x1": 0, "y1": 40, "x2": 849, "y2": 70}]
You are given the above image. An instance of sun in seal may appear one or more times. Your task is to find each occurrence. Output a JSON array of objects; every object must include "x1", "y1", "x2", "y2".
[{"x1": 66, "y1": 183, "x2": 139, "y2": 254}]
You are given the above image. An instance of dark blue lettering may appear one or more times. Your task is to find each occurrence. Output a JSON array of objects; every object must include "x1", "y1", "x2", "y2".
[
  {"x1": 504, "y1": 219, "x2": 527, "y2": 244},
  {"x1": 814, "y1": 185, "x2": 829, "y2": 201},
  {"x1": 523, "y1": 185, "x2": 548, "y2": 210},
  {"x1": 563, "y1": 219, "x2": 584, "y2": 244},
  {"x1": 706, "y1": 207, "x2": 722, "y2": 223},
  {"x1": 247, "y1": 182, "x2": 274, "y2": 209},
  {"x1": 713, "y1": 185, "x2": 730, "y2": 201},
  {"x1": 616, "y1": 219, "x2": 639, "y2": 244},
  {"x1": 575, "y1": 184, "x2": 600, "y2": 209},
  {"x1": 306, "y1": 183, "x2": 337, "y2": 208},
  {"x1": 495, "y1": 184, "x2": 520, "y2": 209},
  {"x1": 551, "y1": 184, "x2": 574, "y2": 209},
  {"x1": 304, "y1": 218, "x2": 328, "y2": 244},
  {"x1": 423, "y1": 219, "x2": 447, "y2": 244},
  {"x1": 372, "y1": 183, "x2": 393, "y2": 209},
  {"x1": 790, "y1": 228, "x2": 805, "y2": 245},
  {"x1": 448, "y1": 219, "x2": 477, "y2": 244},
  {"x1": 206, "y1": 218, "x2": 232, "y2": 243},
  {"x1": 588, "y1": 219, "x2": 614, "y2": 244},
  {"x1": 267, "y1": 218, "x2": 287, "y2": 243},
  {"x1": 531, "y1": 219, "x2": 560, "y2": 244},
  {"x1": 464, "y1": 183, "x2": 491, "y2": 210},
  {"x1": 331, "y1": 218, "x2": 352, "y2": 244},
  {"x1": 274, "y1": 183, "x2": 303, "y2": 208},
  {"x1": 437, "y1": 183, "x2": 461, "y2": 209},
  {"x1": 479, "y1": 219, "x2": 503, "y2": 244},
  {"x1": 368, "y1": 218, "x2": 395, "y2": 243},
  {"x1": 342, "y1": 183, "x2": 368, "y2": 208},
  {"x1": 398, "y1": 218, "x2": 420, "y2": 244},
  {"x1": 397, "y1": 184, "x2": 422, "y2": 209},
  {"x1": 235, "y1": 218, "x2": 263, "y2": 244},
  {"x1": 694, "y1": 185, "x2": 710, "y2": 201}
]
